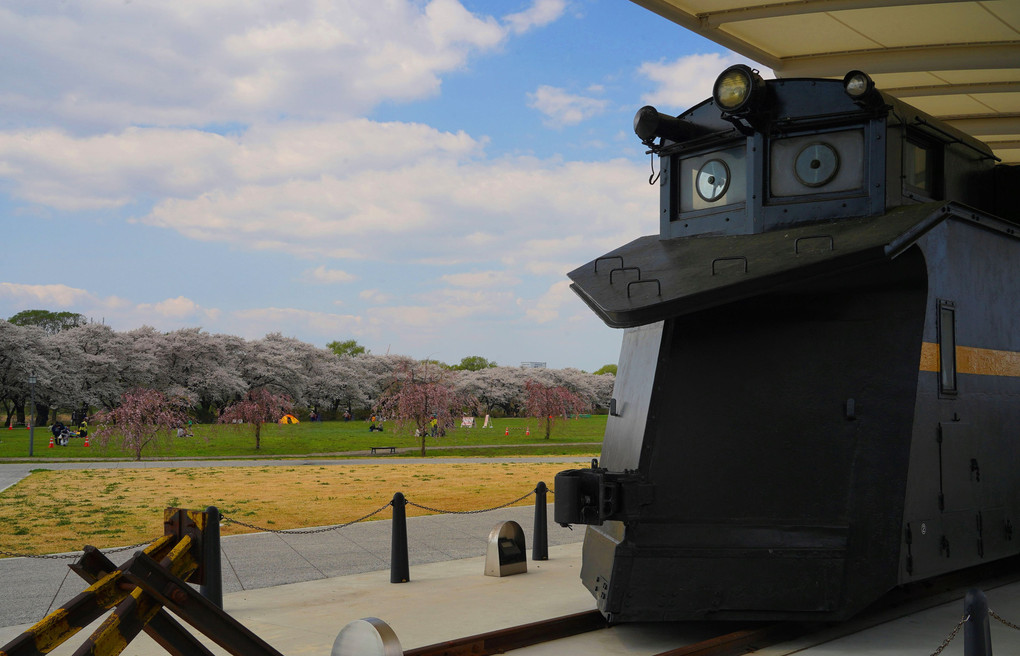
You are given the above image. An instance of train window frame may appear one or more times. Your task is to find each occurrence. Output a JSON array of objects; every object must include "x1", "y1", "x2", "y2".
[
  {"x1": 672, "y1": 143, "x2": 748, "y2": 218},
  {"x1": 937, "y1": 301, "x2": 957, "y2": 396},
  {"x1": 903, "y1": 132, "x2": 943, "y2": 201},
  {"x1": 767, "y1": 127, "x2": 867, "y2": 201}
]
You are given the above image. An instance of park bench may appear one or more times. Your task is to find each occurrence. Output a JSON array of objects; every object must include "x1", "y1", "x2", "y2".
[{"x1": 370, "y1": 446, "x2": 396, "y2": 455}]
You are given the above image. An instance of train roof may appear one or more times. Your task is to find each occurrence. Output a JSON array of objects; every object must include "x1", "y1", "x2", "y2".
[{"x1": 628, "y1": 1, "x2": 1020, "y2": 165}]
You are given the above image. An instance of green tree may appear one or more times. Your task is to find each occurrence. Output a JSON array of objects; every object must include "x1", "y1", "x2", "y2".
[
  {"x1": 593, "y1": 364, "x2": 617, "y2": 376},
  {"x1": 326, "y1": 339, "x2": 368, "y2": 357},
  {"x1": 8, "y1": 310, "x2": 87, "y2": 335},
  {"x1": 453, "y1": 355, "x2": 497, "y2": 371}
]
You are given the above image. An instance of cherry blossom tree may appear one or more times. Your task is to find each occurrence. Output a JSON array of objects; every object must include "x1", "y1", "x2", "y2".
[
  {"x1": 92, "y1": 388, "x2": 190, "y2": 460},
  {"x1": 525, "y1": 380, "x2": 586, "y2": 439},
  {"x1": 453, "y1": 366, "x2": 527, "y2": 416},
  {"x1": 359, "y1": 354, "x2": 416, "y2": 412},
  {"x1": 0, "y1": 322, "x2": 52, "y2": 426},
  {"x1": 50, "y1": 323, "x2": 132, "y2": 410},
  {"x1": 376, "y1": 362, "x2": 478, "y2": 456},
  {"x1": 0, "y1": 318, "x2": 614, "y2": 427},
  {"x1": 218, "y1": 387, "x2": 294, "y2": 450},
  {"x1": 159, "y1": 329, "x2": 246, "y2": 421}
]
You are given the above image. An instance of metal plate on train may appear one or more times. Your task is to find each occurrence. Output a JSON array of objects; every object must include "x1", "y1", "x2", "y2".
[{"x1": 568, "y1": 201, "x2": 967, "y2": 328}]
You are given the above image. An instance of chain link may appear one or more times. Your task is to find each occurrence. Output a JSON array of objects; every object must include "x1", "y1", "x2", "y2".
[
  {"x1": 0, "y1": 538, "x2": 155, "y2": 560},
  {"x1": 404, "y1": 489, "x2": 536, "y2": 515},
  {"x1": 930, "y1": 614, "x2": 969, "y2": 656},
  {"x1": 990, "y1": 609, "x2": 1020, "y2": 631},
  {"x1": 0, "y1": 548, "x2": 81, "y2": 560},
  {"x1": 222, "y1": 500, "x2": 394, "y2": 534}
]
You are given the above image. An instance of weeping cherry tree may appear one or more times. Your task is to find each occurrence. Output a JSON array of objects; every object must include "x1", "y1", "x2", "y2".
[
  {"x1": 525, "y1": 380, "x2": 586, "y2": 439},
  {"x1": 92, "y1": 388, "x2": 190, "y2": 461},
  {"x1": 218, "y1": 387, "x2": 294, "y2": 450},
  {"x1": 376, "y1": 362, "x2": 477, "y2": 457}
]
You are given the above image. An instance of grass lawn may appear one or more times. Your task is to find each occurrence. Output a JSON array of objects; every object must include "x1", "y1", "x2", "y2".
[
  {"x1": 0, "y1": 461, "x2": 588, "y2": 557},
  {"x1": 0, "y1": 415, "x2": 606, "y2": 460}
]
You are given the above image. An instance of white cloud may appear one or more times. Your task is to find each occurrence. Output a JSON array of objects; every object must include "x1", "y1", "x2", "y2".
[
  {"x1": 527, "y1": 85, "x2": 608, "y2": 127},
  {"x1": 441, "y1": 270, "x2": 521, "y2": 288},
  {"x1": 230, "y1": 307, "x2": 368, "y2": 340},
  {"x1": 639, "y1": 52, "x2": 772, "y2": 113},
  {"x1": 301, "y1": 266, "x2": 357, "y2": 284},
  {"x1": 359, "y1": 289, "x2": 394, "y2": 304},
  {"x1": 0, "y1": 1, "x2": 513, "y2": 131},
  {"x1": 150, "y1": 296, "x2": 201, "y2": 319},
  {"x1": 0, "y1": 128, "x2": 233, "y2": 210},
  {"x1": 0, "y1": 119, "x2": 655, "y2": 275},
  {"x1": 521, "y1": 280, "x2": 574, "y2": 323},
  {"x1": 504, "y1": 0, "x2": 567, "y2": 35},
  {"x1": 0, "y1": 121, "x2": 483, "y2": 212},
  {"x1": 0, "y1": 282, "x2": 94, "y2": 307}
]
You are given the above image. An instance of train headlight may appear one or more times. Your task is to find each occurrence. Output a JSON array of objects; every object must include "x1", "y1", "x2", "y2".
[
  {"x1": 843, "y1": 70, "x2": 881, "y2": 106},
  {"x1": 634, "y1": 106, "x2": 683, "y2": 145},
  {"x1": 843, "y1": 71, "x2": 874, "y2": 98},
  {"x1": 713, "y1": 65, "x2": 763, "y2": 114}
]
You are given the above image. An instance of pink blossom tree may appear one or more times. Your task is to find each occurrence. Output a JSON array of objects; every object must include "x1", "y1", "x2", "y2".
[
  {"x1": 525, "y1": 380, "x2": 586, "y2": 439},
  {"x1": 92, "y1": 388, "x2": 190, "y2": 461},
  {"x1": 376, "y1": 362, "x2": 477, "y2": 456},
  {"x1": 218, "y1": 387, "x2": 294, "y2": 450}
]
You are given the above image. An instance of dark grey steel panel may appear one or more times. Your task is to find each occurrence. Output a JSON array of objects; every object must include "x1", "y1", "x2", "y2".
[
  {"x1": 600, "y1": 322, "x2": 663, "y2": 472},
  {"x1": 569, "y1": 202, "x2": 948, "y2": 328}
]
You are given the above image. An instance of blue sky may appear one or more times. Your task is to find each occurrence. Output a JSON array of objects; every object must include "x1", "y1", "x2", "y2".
[{"x1": 0, "y1": 0, "x2": 760, "y2": 371}]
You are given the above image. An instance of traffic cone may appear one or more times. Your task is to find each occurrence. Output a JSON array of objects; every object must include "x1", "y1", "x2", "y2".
[
  {"x1": 505, "y1": 427, "x2": 509, "y2": 436},
  {"x1": 526, "y1": 427, "x2": 530, "y2": 436},
  {"x1": 48, "y1": 435, "x2": 54, "y2": 448},
  {"x1": 84, "y1": 435, "x2": 90, "y2": 447}
]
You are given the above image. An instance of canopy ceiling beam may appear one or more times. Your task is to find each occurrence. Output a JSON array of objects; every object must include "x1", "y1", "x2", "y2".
[
  {"x1": 775, "y1": 43, "x2": 1020, "y2": 77},
  {"x1": 698, "y1": 0, "x2": 972, "y2": 28},
  {"x1": 945, "y1": 114, "x2": 1020, "y2": 136},
  {"x1": 886, "y1": 81, "x2": 1020, "y2": 98},
  {"x1": 985, "y1": 139, "x2": 1020, "y2": 150}
]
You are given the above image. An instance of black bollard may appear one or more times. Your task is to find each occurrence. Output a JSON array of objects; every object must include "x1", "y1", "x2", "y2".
[
  {"x1": 391, "y1": 492, "x2": 410, "y2": 583},
  {"x1": 533, "y1": 482, "x2": 548, "y2": 561},
  {"x1": 200, "y1": 506, "x2": 223, "y2": 608},
  {"x1": 964, "y1": 588, "x2": 992, "y2": 656}
]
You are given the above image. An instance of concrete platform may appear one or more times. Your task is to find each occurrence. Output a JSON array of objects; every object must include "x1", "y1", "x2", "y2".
[{"x1": 5, "y1": 519, "x2": 1020, "y2": 655}]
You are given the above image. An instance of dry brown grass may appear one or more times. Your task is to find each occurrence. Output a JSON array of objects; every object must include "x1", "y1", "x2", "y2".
[{"x1": 0, "y1": 461, "x2": 586, "y2": 556}]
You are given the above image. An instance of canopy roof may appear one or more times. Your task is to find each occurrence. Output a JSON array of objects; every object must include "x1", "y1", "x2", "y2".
[{"x1": 630, "y1": 0, "x2": 1020, "y2": 164}]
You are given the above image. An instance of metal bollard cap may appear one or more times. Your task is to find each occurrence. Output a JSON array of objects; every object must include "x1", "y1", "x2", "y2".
[{"x1": 331, "y1": 617, "x2": 402, "y2": 656}]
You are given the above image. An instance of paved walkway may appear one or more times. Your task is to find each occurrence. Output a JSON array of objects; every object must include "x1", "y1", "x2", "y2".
[{"x1": 1, "y1": 502, "x2": 579, "y2": 630}]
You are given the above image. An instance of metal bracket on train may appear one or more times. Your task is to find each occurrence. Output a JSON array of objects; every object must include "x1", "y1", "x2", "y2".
[{"x1": 553, "y1": 459, "x2": 653, "y2": 526}]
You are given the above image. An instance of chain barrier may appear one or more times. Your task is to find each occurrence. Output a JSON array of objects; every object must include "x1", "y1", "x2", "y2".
[
  {"x1": 930, "y1": 614, "x2": 969, "y2": 656},
  {"x1": 2, "y1": 484, "x2": 547, "y2": 555},
  {"x1": 404, "y1": 488, "x2": 536, "y2": 515},
  {"x1": 222, "y1": 499, "x2": 394, "y2": 535},
  {"x1": 990, "y1": 608, "x2": 1020, "y2": 631}
]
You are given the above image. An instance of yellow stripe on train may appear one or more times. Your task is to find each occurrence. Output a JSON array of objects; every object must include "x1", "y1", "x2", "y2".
[{"x1": 919, "y1": 343, "x2": 1020, "y2": 377}]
